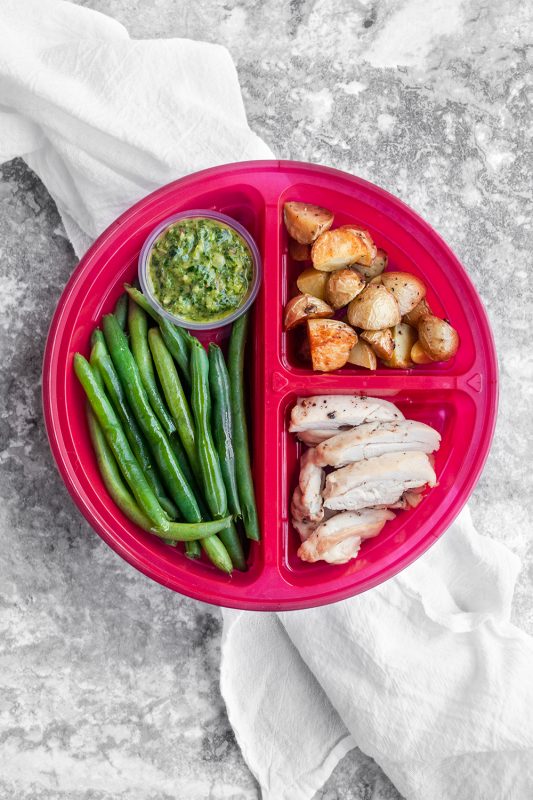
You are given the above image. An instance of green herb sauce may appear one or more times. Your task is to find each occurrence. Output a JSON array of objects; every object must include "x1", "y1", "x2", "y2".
[{"x1": 148, "y1": 218, "x2": 253, "y2": 323}]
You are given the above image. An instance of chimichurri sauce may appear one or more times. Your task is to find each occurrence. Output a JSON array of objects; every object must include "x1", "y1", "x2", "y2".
[{"x1": 148, "y1": 218, "x2": 253, "y2": 323}]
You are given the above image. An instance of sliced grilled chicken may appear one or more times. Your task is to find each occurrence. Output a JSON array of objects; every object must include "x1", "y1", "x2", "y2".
[
  {"x1": 297, "y1": 428, "x2": 340, "y2": 446},
  {"x1": 323, "y1": 451, "x2": 436, "y2": 511},
  {"x1": 299, "y1": 449, "x2": 325, "y2": 521},
  {"x1": 298, "y1": 508, "x2": 395, "y2": 564},
  {"x1": 313, "y1": 420, "x2": 441, "y2": 468},
  {"x1": 289, "y1": 395, "x2": 404, "y2": 433}
]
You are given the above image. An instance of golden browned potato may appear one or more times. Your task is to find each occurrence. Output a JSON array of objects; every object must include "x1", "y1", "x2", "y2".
[
  {"x1": 368, "y1": 275, "x2": 383, "y2": 285},
  {"x1": 284, "y1": 202, "x2": 334, "y2": 244},
  {"x1": 417, "y1": 315, "x2": 459, "y2": 361},
  {"x1": 346, "y1": 284, "x2": 401, "y2": 330},
  {"x1": 289, "y1": 238, "x2": 311, "y2": 261},
  {"x1": 307, "y1": 319, "x2": 357, "y2": 372},
  {"x1": 347, "y1": 339, "x2": 377, "y2": 370},
  {"x1": 296, "y1": 267, "x2": 329, "y2": 301},
  {"x1": 325, "y1": 268, "x2": 365, "y2": 310},
  {"x1": 283, "y1": 293, "x2": 333, "y2": 331},
  {"x1": 381, "y1": 272, "x2": 426, "y2": 316},
  {"x1": 411, "y1": 340, "x2": 433, "y2": 364},
  {"x1": 381, "y1": 323, "x2": 418, "y2": 369},
  {"x1": 339, "y1": 226, "x2": 377, "y2": 266},
  {"x1": 403, "y1": 297, "x2": 432, "y2": 327},
  {"x1": 360, "y1": 328, "x2": 394, "y2": 360},
  {"x1": 311, "y1": 228, "x2": 367, "y2": 271},
  {"x1": 354, "y1": 248, "x2": 388, "y2": 281}
]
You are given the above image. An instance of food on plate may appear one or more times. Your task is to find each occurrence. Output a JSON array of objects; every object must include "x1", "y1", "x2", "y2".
[
  {"x1": 411, "y1": 340, "x2": 433, "y2": 365},
  {"x1": 360, "y1": 328, "x2": 394, "y2": 360},
  {"x1": 381, "y1": 272, "x2": 426, "y2": 316},
  {"x1": 289, "y1": 239, "x2": 311, "y2": 261},
  {"x1": 346, "y1": 339, "x2": 377, "y2": 370},
  {"x1": 417, "y1": 315, "x2": 460, "y2": 361},
  {"x1": 339, "y1": 225, "x2": 377, "y2": 266},
  {"x1": 346, "y1": 284, "x2": 401, "y2": 330},
  {"x1": 147, "y1": 217, "x2": 253, "y2": 323},
  {"x1": 402, "y1": 297, "x2": 432, "y2": 327},
  {"x1": 307, "y1": 318, "x2": 357, "y2": 372},
  {"x1": 311, "y1": 228, "x2": 370, "y2": 272},
  {"x1": 382, "y1": 323, "x2": 418, "y2": 369},
  {"x1": 290, "y1": 395, "x2": 440, "y2": 564},
  {"x1": 284, "y1": 201, "x2": 334, "y2": 244},
  {"x1": 298, "y1": 509, "x2": 395, "y2": 564},
  {"x1": 283, "y1": 293, "x2": 333, "y2": 330},
  {"x1": 353, "y1": 248, "x2": 388, "y2": 281},
  {"x1": 296, "y1": 267, "x2": 329, "y2": 300},
  {"x1": 325, "y1": 268, "x2": 365, "y2": 309}
]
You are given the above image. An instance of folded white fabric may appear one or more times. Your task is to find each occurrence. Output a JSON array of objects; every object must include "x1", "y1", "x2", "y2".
[
  {"x1": 2, "y1": 3, "x2": 532, "y2": 799},
  {"x1": 222, "y1": 506, "x2": 533, "y2": 799}
]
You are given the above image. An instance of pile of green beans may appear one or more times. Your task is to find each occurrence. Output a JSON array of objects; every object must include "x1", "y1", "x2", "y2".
[{"x1": 74, "y1": 289, "x2": 260, "y2": 576}]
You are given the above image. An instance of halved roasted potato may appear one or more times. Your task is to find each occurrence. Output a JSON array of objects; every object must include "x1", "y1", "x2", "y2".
[
  {"x1": 289, "y1": 238, "x2": 311, "y2": 261},
  {"x1": 296, "y1": 267, "x2": 329, "y2": 301},
  {"x1": 417, "y1": 315, "x2": 459, "y2": 361},
  {"x1": 283, "y1": 293, "x2": 333, "y2": 331},
  {"x1": 307, "y1": 319, "x2": 357, "y2": 372},
  {"x1": 339, "y1": 226, "x2": 377, "y2": 266},
  {"x1": 381, "y1": 323, "x2": 418, "y2": 369},
  {"x1": 354, "y1": 248, "x2": 388, "y2": 281},
  {"x1": 346, "y1": 284, "x2": 401, "y2": 330},
  {"x1": 403, "y1": 297, "x2": 432, "y2": 327},
  {"x1": 284, "y1": 202, "x2": 334, "y2": 244},
  {"x1": 325, "y1": 268, "x2": 365, "y2": 310},
  {"x1": 347, "y1": 339, "x2": 377, "y2": 370},
  {"x1": 360, "y1": 328, "x2": 394, "y2": 360},
  {"x1": 381, "y1": 272, "x2": 426, "y2": 316},
  {"x1": 311, "y1": 228, "x2": 367, "y2": 271},
  {"x1": 411, "y1": 340, "x2": 433, "y2": 364}
]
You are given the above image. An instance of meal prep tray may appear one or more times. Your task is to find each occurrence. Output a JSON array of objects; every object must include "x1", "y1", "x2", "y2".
[{"x1": 43, "y1": 161, "x2": 498, "y2": 610}]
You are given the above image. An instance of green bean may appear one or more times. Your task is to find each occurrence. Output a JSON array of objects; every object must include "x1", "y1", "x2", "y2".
[
  {"x1": 124, "y1": 285, "x2": 190, "y2": 384},
  {"x1": 102, "y1": 314, "x2": 201, "y2": 523},
  {"x1": 208, "y1": 343, "x2": 241, "y2": 517},
  {"x1": 228, "y1": 313, "x2": 260, "y2": 541},
  {"x1": 168, "y1": 434, "x2": 207, "y2": 560},
  {"x1": 128, "y1": 300, "x2": 176, "y2": 438},
  {"x1": 90, "y1": 331, "x2": 178, "y2": 520},
  {"x1": 113, "y1": 293, "x2": 128, "y2": 330}
]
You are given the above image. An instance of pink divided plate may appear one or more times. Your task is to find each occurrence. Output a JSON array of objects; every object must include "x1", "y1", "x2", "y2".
[{"x1": 43, "y1": 160, "x2": 498, "y2": 610}]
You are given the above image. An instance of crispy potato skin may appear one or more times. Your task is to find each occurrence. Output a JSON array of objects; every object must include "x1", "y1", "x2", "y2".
[
  {"x1": 289, "y1": 238, "x2": 311, "y2": 261},
  {"x1": 346, "y1": 284, "x2": 401, "y2": 330},
  {"x1": 339, "y1": 225, "x2": 377, "y2": 266},
  {"x1": 417, "y1": 315, "x2": 459, "y2": 361},
  {"x1": 360, "y1": 328, "x2": 394, "y2": 360},
  {"x1": 325, "y1": 268, "x2": 365, "y2": 310},
  {"x1": 347, "y1": 339, "x2": 377, "y2": 370},
  {"x1": 296, "y1": 268, "x2": 329, "y2": 301},
  {"x1": 381, "y1": 272, "x2": 426, "y2": 316},
  {"x1": 411, "y1": 340, "x2": 433, "y2": 364},
  {"x1": 307, "y1": 319, "x2": 357, "y2": 372},
  {"x1": 354, "y1": 248, "x2": 388, "y2": 280},
  {"x1": 311, "y1": 228, "x2": 366, "y2": 271},
  {"x1": 403, "y1": 297, "x2": 432, "y2": 327},
  {"x1": 283, "y1": 293, "x2": 333, "y2": 331},
  {"x1": 284, "y1": 202, "x2": 334, "y2": 244},
  {"x1": 382, "y1": 323, "x2": 418, "y2": 368}
]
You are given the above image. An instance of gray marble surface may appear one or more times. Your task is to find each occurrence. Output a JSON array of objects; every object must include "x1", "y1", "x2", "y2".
[{"x1": 1, "y1": 0, "x2": 532, "y2": 797}]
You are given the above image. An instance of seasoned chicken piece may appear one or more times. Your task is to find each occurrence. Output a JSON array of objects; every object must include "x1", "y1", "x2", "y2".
[
  {"x1": 323, "y1": 451, "x2": 436, "y2": 511},
  {"x1": 291, "y1": 486, "x2": 322, "y2": 541},
  {"x1": 290, "y1": 395, "x2": 404, "y2": 433},
  {"x1": 298, "y1": 508, "x2": 395, "y2": 564},
  {"x1": 299, "y1": 449, "x2": 325, "y2": 521},
  {"x1": 313, "y1": 420, "x2": 441, "y2": 468},
  {"x1": 297, "y1": 428, "x2": 340, "y2": 446}
]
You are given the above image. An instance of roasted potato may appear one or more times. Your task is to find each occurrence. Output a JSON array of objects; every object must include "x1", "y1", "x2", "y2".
[
  {"x1": 339, "y1": 226, "x2": 377, "y2": 266},
  {"x1": 307, "y1": 319, "x2": 357, "y2": 372},
  {"x1": 381, "y1": 272, "x2": 426, "y2": 316},
  {"x1": 346, "y1": 284, "x2": 401, "y2": 330},
  {"x1": 382, "y1": 323, "x2": 418, "y2": 369},
  {"x1": 360, "y1": 328, "x2": 394, "y2": 360},
  {"x1": 296, "y1": 267, "x2": 329, "y2": 301},
  {"x1": 403, "y1": 297, "x2": 432, "y2": 327},
  {"x1": 283, "y1": 293, "x2": 333, "y2": 331},
  {"x1": 411, "y1": 340, "x2": 433, "y2": 364},
  {"x1": 354, "y1": 248, "x2": 388, "y2": 281},
  {"x1": 284, "y1": 202, "x2": 334, "y2": 244},
  {"x1": 417, "y1": 315, "x2": 459, "y2": 361},
  {"x1": 325, "y1": 268, "x2": 365, "y2": 310},
  {"x1": 289, "y1": 238, "x2": 311, "y2": 261},
  {"x1": 347, "y1": 339, "x2": 377, "y2": 370},
  {"x1": 368, "y1": 275, "x2": 383, "y2": 285},
  {"x1": 311, "y1": 228, "x2": 368, "y2": 272}
]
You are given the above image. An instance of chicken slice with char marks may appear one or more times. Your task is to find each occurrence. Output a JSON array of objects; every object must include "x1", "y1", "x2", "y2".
[
  {"x1": 298, "y1": 508, "x2": 395, "y2": 564},
  {"x1": 289, "y1": 395, "x2": 404, "y2": 433},
  {"x1": 297, "y1": 428, "x2": 340, "y2": 446}
]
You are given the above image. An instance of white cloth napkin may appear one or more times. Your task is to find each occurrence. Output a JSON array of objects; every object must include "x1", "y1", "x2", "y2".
[{"x1": 2, "y1": 3, "x2": 532, "y2": 799}]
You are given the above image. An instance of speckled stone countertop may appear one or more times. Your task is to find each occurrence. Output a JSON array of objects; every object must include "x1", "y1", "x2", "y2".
[{"x1": 1, "y1": 1, "x2": 532, "y2": 798}]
